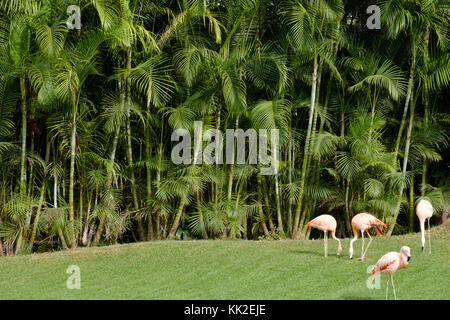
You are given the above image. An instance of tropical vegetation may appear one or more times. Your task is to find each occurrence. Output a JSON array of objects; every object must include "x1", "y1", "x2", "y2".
[{"x1": 0, "y1": 0, "x2": 449, "y2": 255}]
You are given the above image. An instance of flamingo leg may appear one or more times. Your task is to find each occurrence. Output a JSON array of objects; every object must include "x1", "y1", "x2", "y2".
[
  {"x1": 427, "y1": 218, "x2": 431, "y2": 254},
  {"x1": 362, "y1": 231, "x2": 373, "y2": 260},
  {"x1": 390, "y1": 274, "x2": 397, "y2": 300},
  {"x1": 361, "y1": 231, "x2": 364, "y2": 258},
  {"x1": 349, "y1": 233, "x2": 358, "y2": 259},
  {"x1": 324, "y1": 231, "x2": 328, "y2": 257},
  {"x1": 358, "y1": 231, "x2": 365, "y2": 261},
  {"x1": 385, "y1": 279, "x2": 389, "y2": 300}
]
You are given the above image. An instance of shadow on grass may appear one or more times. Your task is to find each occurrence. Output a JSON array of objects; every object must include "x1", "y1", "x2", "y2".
[{"x1": 288, "y1": 249, "x2": 342, "y2": 258}]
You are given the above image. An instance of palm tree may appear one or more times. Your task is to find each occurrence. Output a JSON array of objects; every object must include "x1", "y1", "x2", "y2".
[
  {"x1": 381, "y1": 0, "x2": 449, "y2": 235},
  {"x1": 0, "y1": 0, "x2": 448, "y2": 252},
  {"x1": 282, "y1": 0, "x2": 344, "y2": 238},
  {"x1": 54, "y1": 29, "x2": 108, "y2": 247}
]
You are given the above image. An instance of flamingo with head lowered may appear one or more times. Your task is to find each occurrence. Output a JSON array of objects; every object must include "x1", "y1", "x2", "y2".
[
  {"x1": 304, "y1": 214, "x2": 342, "y2": 257},
  {"x1": 349, "y1": 213, "x2": 387, "y2": 261},
  {"x1": 416, "y1": 199, "x2": 433, "y2": 253}
]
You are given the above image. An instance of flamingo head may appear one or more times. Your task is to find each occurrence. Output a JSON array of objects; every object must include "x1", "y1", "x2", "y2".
[{"x1": 400, "y1": 246, "x2": 411, "y2": 261}]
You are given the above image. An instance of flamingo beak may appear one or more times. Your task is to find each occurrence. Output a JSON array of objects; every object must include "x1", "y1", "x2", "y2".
[
  {"x1": 422, "y1": 246, "x2": 424, "y2": 252},
  {"x1": 407, "y1": 256, "x2": 411, "y2": 262}
]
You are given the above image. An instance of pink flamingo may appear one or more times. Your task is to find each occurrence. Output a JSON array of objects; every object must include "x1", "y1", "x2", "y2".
[
  {"x1": 416, "y1": 199, "x2": 433, "y2": 253},
  {"x1": 369, "y1": 246, "x2": 411, "y2": 300},
  {"x1": 304, "y1": 214, "x2": 342, "y2": 257},
  {"x1": 349, "y1": 213, "x2": 387, "y2": 261}
]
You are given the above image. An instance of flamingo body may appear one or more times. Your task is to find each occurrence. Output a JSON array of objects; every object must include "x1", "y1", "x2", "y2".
[
  {"x1": 349, "y1": 213, "x2": 387, "y2": 260},
  {"x1": 304, "y1": 214, "x2": 341, "y2": 257},
  {"x1": 306, "y1": 214, "x2": 337, "y2": 232},
  {"x1": 416, "y1": 199, "x2": 433, "y2": 253},
  {"x1": 370, "y1": 246, "x2": 411, "y2": 300},
  {"x1": 352, "y1": 213, "x2": 386, "y2": 233}
]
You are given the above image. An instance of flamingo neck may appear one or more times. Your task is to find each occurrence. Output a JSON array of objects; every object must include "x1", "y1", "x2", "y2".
[
  {"x1": 419, "y1": 218, "x2": 426, "y2": 247},
  {"x1": 399, "y1": 252, "x2": 409, "y2": 269}
]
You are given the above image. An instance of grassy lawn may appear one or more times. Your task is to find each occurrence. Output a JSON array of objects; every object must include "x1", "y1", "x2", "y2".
[{"x1": 0, "y1": 226, "x2": 449, "y2": 300}]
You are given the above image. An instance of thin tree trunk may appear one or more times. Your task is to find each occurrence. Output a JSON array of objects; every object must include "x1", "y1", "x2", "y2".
[
  {"x1": 0, "y1": 226, "x2": 3, "y2": 256},
  {"x1": 393, "y1": 59, "x2": 415, "y2": 164},
  {"x1": 155, "y1": 117, "x2": 164, "y2": 239},
  {"x1": 388, "y1": 77, "x2": 416, "y2": 236},
  {"x1": 224, "y1": 116, "x2": 239, "y2": 239},
  {"x1": 28, "y1": 133, "x2": 51, "y2": 249},
  {"x1": 68, "y1": 95, "x2": 78, "y2": 248},
  {"x1": 82, "y1": 195, "x2": 92, "y2": 246},
  {"x1": 421, "y1": 28, "x2": 430, "y2": 197},
  {"x1": 168, "y1": 198, "x2": 186, "y2": 239},
  {"x1": 274, "y1": 173, "x2": 284, "y2": 234},
  {"x1": 125, "y1": 47, "x2": 145, "y2": 241},
  {"x1": 292, "y1": 54, "x2": 319, "y2": 238},
  {"x1": 344, "y1": 178, "x2": 351, "y2": 234},
  {"x1": 409, "y1": 174, "x2": 415, "y2": 232},
  {"x1": 196, "y1": 191, "x2": 208, "y2": 239},
  {"x1": 257, "y1": 174, "x2": 270, "y2": 237},
  {"x1": 287, "y1": 125, "x2": 293, "y2": 235},
  {"x1": 58, "y1": 228, "x2": 69, "y2": 249},
  {"x1": 93, "y1": 114, "x2": 121, "y2": 246},
  {"x1": 28, "y1": 131, "x2": 34, "y2": 197},
  {"x1": 19, "y1": 76, "x2": 27, "y2": 195},
  {"x1": 263, "y1": 177, "x2": 275, "y2": 232},
  {"x1": 145, "y1": 91, "x2": 154, "y2": 239}
]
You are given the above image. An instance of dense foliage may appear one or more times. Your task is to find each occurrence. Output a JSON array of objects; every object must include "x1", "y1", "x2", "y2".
[{"x1": 0, "y1": 0, "x2": 449, "y2": 254}]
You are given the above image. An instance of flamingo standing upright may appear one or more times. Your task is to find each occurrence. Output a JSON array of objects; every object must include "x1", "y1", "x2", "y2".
[
  {"x1": 349, "y1": 213, "x2": 387, "y2": 261},
  {"x1": 304, "y1": 214, "x2": 342, "y2": 257},
  {"x1": 416, "y1": 199, "x2": 433, "y2": 253},
  {"x1": 369, "y1": 246, "x2": 411, "y2": 300}
]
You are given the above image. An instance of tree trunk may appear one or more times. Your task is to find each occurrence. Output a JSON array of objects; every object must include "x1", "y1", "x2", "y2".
[
  {"x1": 28, "y1": 133, "x2": 51, "y2": 249},
  {"x1": 409, "y1": 174, "x2": 415, "y2": 232},
  {"x1": 19, "y1": 76, "x2": 27, "y2": 195},
  {"x1": 292, "y1": 54, "x2": 319, "y2": 238},
  {"x1": 388, "y1": 79, "x2": 416, "y2": 236},
  {"x1": 388, "y1": 36, "x2": 417, "y2": 236},
  {"x1": 262, "y1": 177, "x2": 275, "y2": 232},
  {"x1": 197, "y1": 191, "x2": 208, "y2": 239},
  {"x1": 421, "y1": 28, "x2": 430, "y2": 197},
  {"x1": 274, "y1": 173, "x2": 284, "y2": 234},
  {"x1": 125, "y1": 47, "x2": 145, "y2": 241},
  {"x1": 257, "y1": 174, "x2": 270, "y2": 236},
  {"x1": 93, "y1": 116, "x2": 121, "y2": 246},
  {"x1": 16, "y1": 75, "x2": 28, "y2": 255},
  {"x1": 82, "y1": 195, "x2": 92, "y2": 246},
  {"x1": 393, "y1": 59, "x2": 415, "y2": 164},
  {"x1": 168, "y1": 198, "x2": 186, "y2": 239},
  {"x1": 145, "y1": 93, "x2": 154, "y2": 239},
  {"x1": 68, "y1": 96, "x2": 78, "y2": 248}
]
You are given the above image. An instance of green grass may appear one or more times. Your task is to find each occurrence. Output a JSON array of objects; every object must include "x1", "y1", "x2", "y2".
[{"x1": 1, "y1": 226, "x2": 449, "y2": 300}]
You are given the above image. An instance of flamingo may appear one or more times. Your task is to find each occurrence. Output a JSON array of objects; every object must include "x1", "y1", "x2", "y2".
[
  {"x1": 304, "y1": 214, "x2": 342, "y2": 257},
  {"x1": 349, "y1": 213, "x2": 387, "y2": 261},
  {"x1": 369, "y1": 246, "x2": 411, "y2": 300},
  {"x1": 416, "y1": 199, "x2": 433, "y2": 253}
]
